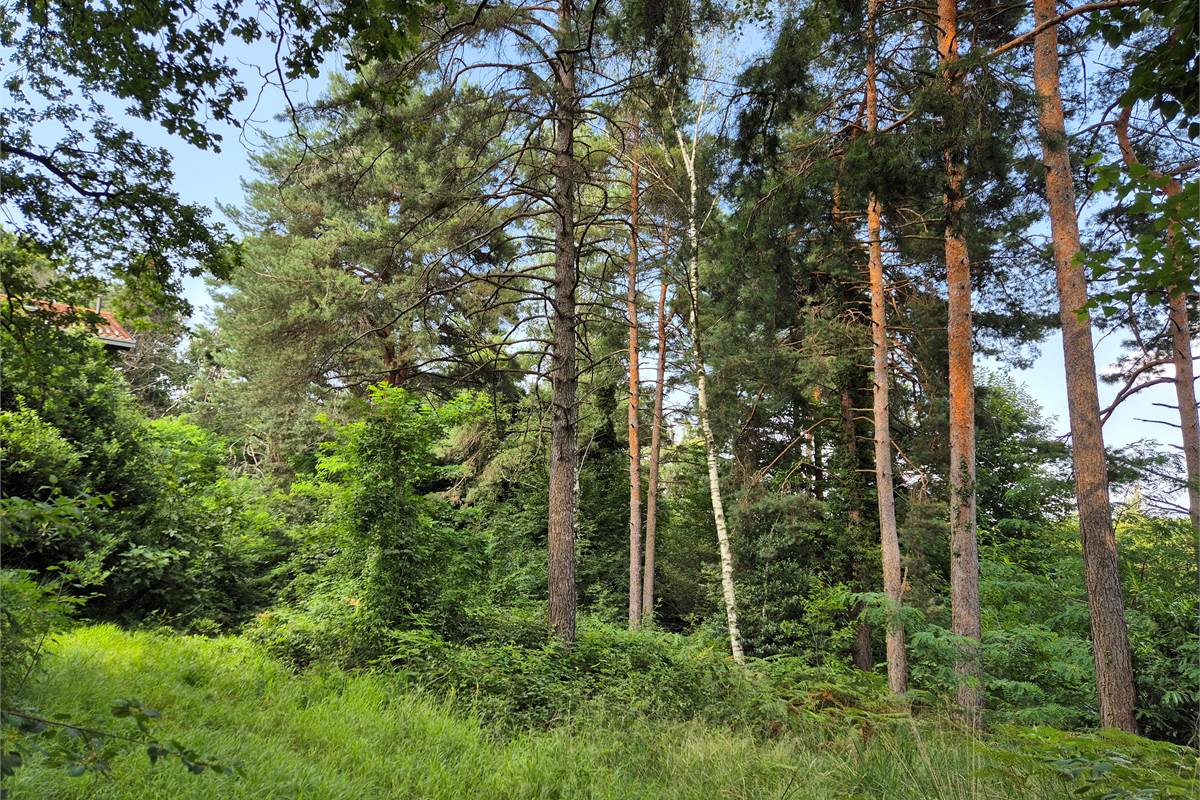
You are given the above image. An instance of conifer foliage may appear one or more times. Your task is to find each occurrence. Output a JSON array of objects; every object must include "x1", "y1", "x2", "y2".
[{"x1": 1, "y1": 0, "x2": 1197, "y2": 789}]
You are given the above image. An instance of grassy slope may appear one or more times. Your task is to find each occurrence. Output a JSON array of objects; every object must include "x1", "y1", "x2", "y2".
[{"x1": 2, "y1": 626, "x2": 1172, "y2": 799}]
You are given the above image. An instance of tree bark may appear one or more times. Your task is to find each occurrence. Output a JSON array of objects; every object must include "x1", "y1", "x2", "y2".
[
  {"x1": 1034, "y1": 0, "x2": 1137, "y2": 731},
  {"x1": 1112, "y1": 109, "x2": 1200, "y2": 536},
  {"x1": 642, "y1": 268, "x2": 669, "y2": 622},
  {"x1": 841, "y1": 389, "x2": 875, "y2": 672},
  {"x1": 866, "y1": 0, "x2": 908, "y2": 696},
  {"x1": 686, "y1": 241, "x2": 745, "y2": 663},
  {"x1": 626, "y1": 124, "x2": 643, "y2": 628},
  {"x1": 547, "y1": 0, "x2": 579, "y2": 642},
  {"x1": 1169, "y1": 288, "x2": 1200, "y2": 534},
  {"x1": 937, "y1": 0, "x2": 981, "y2": 723},
  {"x1": 675, "y1": 125, "x2": 744, "y2": 662}
]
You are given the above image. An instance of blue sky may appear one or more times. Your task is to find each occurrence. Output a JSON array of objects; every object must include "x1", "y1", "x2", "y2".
[{"x1": 159, "y1": 38, "x2": 1180, "y2": 463}]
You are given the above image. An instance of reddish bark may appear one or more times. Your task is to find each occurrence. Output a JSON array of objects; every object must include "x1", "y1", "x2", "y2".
[
  {"x1": 642, "y1": 269, "x2": 669, "y2": 622},
  {"x1": 627, "y1": 124, "x2": 643, "y2": 627},
  {"x1": 1036, "y1": 0, "x2": 1137, "y2": 730},
  {"x1": 937, "y1": 0, "x2": 981, "y2": 723}
]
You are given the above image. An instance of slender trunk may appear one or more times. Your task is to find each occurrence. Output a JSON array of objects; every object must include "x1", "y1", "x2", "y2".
[
  {"x1": 626, "y1": 125, "x2": 643, "y2": 628},
  {"x1": 841, "y1": 389, "x2": 875, "y2": 672},
  {"x1": 866, "y1": 0, "x2": 908, "y2": 696},
  {"x1": 1160, "y1": 172, "x2": 1199, "y2": 537},
  {"x1": 686, "y1": 242, "x2": 745, "y2": 663},
  {"x1": 673, "y1": 113, "x2": 744, "y2": 662},
  {"x1": 1113, "y1": 108, "x2": 1200, "y2": 536},
  {"x1": 642, "y1": 268, "x2": 669, "y2": 622},
  {"x1": 937, "y1": 0, "x2": 981, "y2": 723},
  {"x1": 1033, "y1": 11, "x2": 1136, "y2": 728},
  {"x1": 1163, "y1": 180, "x2": 1199, "y2": 540},
  {"x1": 547, "y1": 0, "x2": 579, "y2": 642},
  {"x1": 868, "y1": 210, "x2": 907, "y2": 694},
  {"x1": 1169, "y1": 289, "x2": 1200, "y2": 533},
  {"x1": 811, "y1": 424, "x2": 825, "y2": 501}
]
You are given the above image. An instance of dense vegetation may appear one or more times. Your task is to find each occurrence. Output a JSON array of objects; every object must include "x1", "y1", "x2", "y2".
[{"x1": 1, "y1": 0, "x2": 1197, "y2": 796}]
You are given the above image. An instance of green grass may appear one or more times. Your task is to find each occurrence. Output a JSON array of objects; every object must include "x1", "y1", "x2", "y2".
[{"x1": 4, "y1": 626, "x2": 1191, "y2": 799}]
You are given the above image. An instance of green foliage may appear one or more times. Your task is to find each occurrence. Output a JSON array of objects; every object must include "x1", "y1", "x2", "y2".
[
  {"x1": 1, "y1": 0, "x2": 444, "y2": 305},
  {"x1": 0, "y1": 289, "x2": 288, "y2": 625},
  {"x1": 0, "y1": 409, "x2": 83, "y2": 500},
  {"x1": 1, "y1": 700, "x2": 231, "y2": 785},
  {"x1": 12, "y1": 626, "x2": 1195, "y2": 800},
  {"x1": 0, "y1": 571, "x2": 80, "y2": 694},
  {"x1": 374, "y1": 611, "x2": 794, "y2": 733},
  {"x1": 249, "y1": 386, "x2": 494, "y2": 662},
  {"x1": 985, "y1": 726, "x2": 1199, "y2": 800},
  {"x1": 1083, "y1": 155, "x2": 1198, "y2": 301},
  {"x1": 1087, "y1": 0, "x2": 1199, "y2": 134}
]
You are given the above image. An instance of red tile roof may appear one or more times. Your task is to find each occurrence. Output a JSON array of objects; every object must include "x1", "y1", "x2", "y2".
[{"x1": 2, "y1": 295, "x2": 136, "y2": 349}]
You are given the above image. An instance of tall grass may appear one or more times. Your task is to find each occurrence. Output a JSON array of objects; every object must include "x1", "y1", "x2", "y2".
[{"x1": 2, "y1": 626, "x2": 1173, "y2": 799}]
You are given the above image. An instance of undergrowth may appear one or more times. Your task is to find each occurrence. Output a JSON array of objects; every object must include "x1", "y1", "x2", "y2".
[{"x1": 5, "y1": 626, "x2": 1196, "y2": 799}]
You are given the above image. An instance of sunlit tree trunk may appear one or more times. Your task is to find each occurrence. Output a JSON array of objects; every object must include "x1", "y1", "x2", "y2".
[
  {"x1": 642, "y1": 252, "x2": 669, "y2": 622},
  {"x1": 866, "y1": 0, "x2": 907, "y2": 695},
  {"x1": 547, "y1": 0, "x2": 579, "y2": 642},
  {"x1": 936, "y1": 0, "x2": 981, "y2": 724},
  {"x1": 675, "y1": 121, "x2": 744, "y2": 662},
  {"x1": 1033, "y1": 0, "x2": 1137, "y2": 730},
  {"x1": 626, "y1": 124, "x2": 643, "y2": 628}
]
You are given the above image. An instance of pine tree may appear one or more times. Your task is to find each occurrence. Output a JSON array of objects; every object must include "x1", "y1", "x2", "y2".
[
  {"x1": 936, "y1": 0, "x2": 982, "y2": 724},
  {"x1": 1032, "y1": 0, "x2": 1138, "y2": 731},
  {"x1": 865, "y1": 0, "x2": 908, "y2": 695}
]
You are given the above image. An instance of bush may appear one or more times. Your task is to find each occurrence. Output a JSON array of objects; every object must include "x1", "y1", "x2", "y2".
[
  {"x1": 0, "y1": 409, "x2": 84, "y2": 500},
  {"x1": 0, "y1": 570, "x2": 79, "y2": 692}
]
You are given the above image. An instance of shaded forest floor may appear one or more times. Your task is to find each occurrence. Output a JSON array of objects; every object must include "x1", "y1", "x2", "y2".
[{"x1": 7, "y1": 626, "x2": 1195, "y2": 799}]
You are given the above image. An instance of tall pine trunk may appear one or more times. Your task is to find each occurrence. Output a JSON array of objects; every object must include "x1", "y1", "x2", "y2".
[
  {"x1": 626, "y1": 125, "x2": 643, "y2": 627},
  {"x1": 547, "y1": 0, "x2": 579, "y2": 642},
  {"x1": 936, "y1": 0, "x2": 981, "y2": 723},
  {"x1": 1034, "y1": 0, "x2": 1138, "y2": 730},
  {"x1": 643, "y1": 265, "x2": 669, "y2": 622},
  {"x1": 1033, "y1": 0, "x2": 1137, "y2": 730},
  {"x1": 866, "y1": 0, "x2": 907, "y2": 696}
]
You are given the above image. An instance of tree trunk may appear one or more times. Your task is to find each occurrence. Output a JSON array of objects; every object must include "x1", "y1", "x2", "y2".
[
  {"x1": 1169, "y1": 288, "x2": 1200, "y2": 533},
  {"x1": 811, "y1": 423, "x2": 825, "y2": 501},
  {"x1": 1114, "y1": 107, "x2": 1200, "y2": 537},
  {"x1": 686, "y1": 243, "x2": 745, "y2": 663},
  {"x1": 547, "y1": 0, "x2": 579, "y2": 642},
  {"x1": 937, "y1": 0, "x2": 981, "y2": 723},
  {"x1": 866, "y1": 0, "x2": 907, "y2": 696},
  {"x1": 626, "y1": 124, "x2": 643, "y2": 628},
  {"x1": 841, "y1": 389, "x2": 875, "y2": 671},
  {"x1": 675, "y1": 115, "x2": 745, "y2": 662},
  {"x1": 853, "y1": 620, "x2": 875, "y2": 671},
  {"x1": 643, "y1": 272, "x2": 669, "y2": 622},
  {"x1": 1034, "y1": 0, "x2": 1138, "y2": 730}
]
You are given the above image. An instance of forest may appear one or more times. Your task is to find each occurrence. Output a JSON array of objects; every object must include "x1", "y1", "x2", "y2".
[{"x1": 0, "y1": 0, "x2": 1197, "y2": 797}]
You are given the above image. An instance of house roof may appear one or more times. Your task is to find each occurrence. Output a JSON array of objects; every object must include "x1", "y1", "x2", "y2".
[{"x1": 2, "y1": 295, "x2": 136, "y2": 349}]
